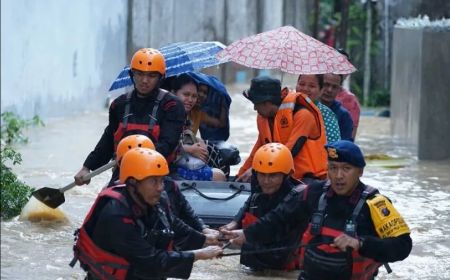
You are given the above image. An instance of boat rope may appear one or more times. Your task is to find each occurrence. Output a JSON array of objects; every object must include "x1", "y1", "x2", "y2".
[{"x1": 180, "y1": 182, "x2": 249, "y2": 201}]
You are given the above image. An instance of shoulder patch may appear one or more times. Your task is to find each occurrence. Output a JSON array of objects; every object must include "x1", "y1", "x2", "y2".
[{"x1": 367, "y1": 194, "x2": 410, "y2": 238}]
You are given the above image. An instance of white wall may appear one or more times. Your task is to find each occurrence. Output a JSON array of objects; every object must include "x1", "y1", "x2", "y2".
[{"x1": 1, "y1": 0, "x2": 128, "y2": 119}]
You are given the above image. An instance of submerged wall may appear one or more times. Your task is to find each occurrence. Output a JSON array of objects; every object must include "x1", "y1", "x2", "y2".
[
  {"x1": 1, "y1": 0, "x2": 128, "y2": 119},
  {"x1": 391, "y1": 22, "x2": 450, "y2": 160}
]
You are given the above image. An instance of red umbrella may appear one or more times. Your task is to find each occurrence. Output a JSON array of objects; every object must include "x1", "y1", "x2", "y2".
[{"x1": 217, "y1": 26, "x2": 356, "y2": 74}]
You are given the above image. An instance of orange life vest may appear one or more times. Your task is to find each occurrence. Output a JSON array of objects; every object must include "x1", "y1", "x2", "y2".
[
  {"x1": 256, "y1": 90, "x2": 327, "y2": 179},
  {"x1": 299, "y1": 186, "x2": 381, "y2": 280}
]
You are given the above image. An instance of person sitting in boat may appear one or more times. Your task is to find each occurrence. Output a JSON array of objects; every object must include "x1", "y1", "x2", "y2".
[
  {"x1": 186, "y1": 72, "x2": 231, "y2": 141},
  {"x1": 220, "y1": 143, "x2": 305, "y2": 271},
  {"x1": 111, "y1": 134, "x2": 220, "y2": 246},
  {"x1": 296, "y1": 74, "x2": 341, "y2": 144},
  {"x1": 224, "y1": 140, "x2": 413, "y2": 280},
  {"x1": 70, "y1": 147, "x2": 223, "y2": 280},
  {"x1": 236, "y1": 76, "x2": 328, "y2": 184},
  {"x1": 74, "y1": 48, "x2": 185, "y2": 186},
  {"x1": 170, "y1": 74, "x2": 226, "y2": 181}
]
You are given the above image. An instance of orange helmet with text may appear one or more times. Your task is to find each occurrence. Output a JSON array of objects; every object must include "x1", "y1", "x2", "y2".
[
  {"x1": 252, "y1": 143, "x2": 294, "y2": 175},
  {"x1": 116, "y1": 135, "x2": 155, "y2": 162},
  {"x1": 119, "y1": 148, "x2": 169, "y2": 183},
  {"x1": 130, "y1": 48, "x2": 166, "y2": 75}
]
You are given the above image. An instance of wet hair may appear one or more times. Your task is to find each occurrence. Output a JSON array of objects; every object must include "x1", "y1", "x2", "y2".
[
  {"x1": 297, "y1": 74, "x2": 324, "y2": 89},
  {"x1": 170, "y1": 74, "x2": 198, "y2": 93}
]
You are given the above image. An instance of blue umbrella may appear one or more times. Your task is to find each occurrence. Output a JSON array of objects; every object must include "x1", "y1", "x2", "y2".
[{"x1": 109, "y1": 41, "x2": 227, "y2": 91}]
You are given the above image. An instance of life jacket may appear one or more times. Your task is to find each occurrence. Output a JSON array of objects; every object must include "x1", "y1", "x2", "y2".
[
  {"x1": 299, "y1": 185, "x2": 381, "y2": 280},
  {"x1": 113, "y1": 90, "x2": 175, "y2": 163},
  {"x1": 241, "y1": 193, "x2": 260, "y2": 229},
  {"x1": 70, "y1": 186, "x2": 174, "y2": 280},
  {"x1": 256, "y1": 89, "x2": 328, "y2": 180},
  {"x1": 240, "y1": 192, "x2": 300, "y2": 271}
]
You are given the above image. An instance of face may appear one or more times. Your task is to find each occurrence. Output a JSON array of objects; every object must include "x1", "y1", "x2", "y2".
[
  {"x1": 135, "y1": 176, "x2": 165, "y2": 206},
  {"x1": 254, "y1": 101, "x2": 277, "y2": 118},
  {"x1": 132, "y1": 70, "x2": 161, "y2": 96},
  {"x1": 175, "y1": 83, "x2": 198, "y2": 112},
  {"x1": 256, "y1": 172, "x2": 285, "y2": 195},
  {"x1": 197, "y1": 85, "x2": 208, "y2": 105},
  {"x1": 328, "y1": 161, "x2": 363, "y2": 196},
  {"x1": 321, "y1": 74, "x2": 342, "y2": 105},
  {"x1": 296, "y1": 75, "x2": 321, "y2": 101}
]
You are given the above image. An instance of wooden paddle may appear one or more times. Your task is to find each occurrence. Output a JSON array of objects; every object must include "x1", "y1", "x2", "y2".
[{"x1": 32, "y1": 161, "x2": 116, "y2": 209}]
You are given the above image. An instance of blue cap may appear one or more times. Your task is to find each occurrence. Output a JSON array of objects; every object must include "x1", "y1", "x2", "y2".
[{"x1": 325, "y1": 140, "x2": 366, "y2": 168}]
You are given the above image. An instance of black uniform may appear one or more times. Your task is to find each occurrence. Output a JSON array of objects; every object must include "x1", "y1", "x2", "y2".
[
  {"x1": 244, "y1": 180, "x2": 412, "y2": 280},
  {"x1": 84, "y1": 89, "x2": 185, "y2": 171},
  {"x1": 233, "y1": 177, "x2": 303, "y2": 270},
  {"x1": 162, "y1": 178, "x2": 207, "y2": 231},
  {"x1": 107, "y1": 178, "x2": 207, "y2": 236},
  {"x1": 88, "y1": 187, "x2": 205, "y2": 279}
]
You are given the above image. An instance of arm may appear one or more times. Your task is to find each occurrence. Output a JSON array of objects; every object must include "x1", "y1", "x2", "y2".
[
  {"x1": 339, "y1": 110, "x2": 354, "y2": 141},
  {"x1": 96, "y1": 201, "x2": 196, "y2": 279},
  {"x1": 244, "y1": 188, "x2": 309, "y2": 245},
  {"x1": 156, "y1": 97, "x2": 186, "y2": 158},
  {"x1": 237, "y1": 132, "x2": 264, "y2": 177},
  {"x1": 83, "y1": 100, "x2": 120, "y2": 171},
  {"x1": 168, "y1": 181, "x2": 207, "y2": 232},
  {"x1": 359, "y1": 233, "x2": 412, "y2": 263}
]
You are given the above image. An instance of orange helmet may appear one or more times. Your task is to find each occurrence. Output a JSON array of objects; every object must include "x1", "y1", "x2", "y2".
[
  {"x1": 130, "y1": 48, "x2": 166, "y2": 75},
  {"x1": 252, "y1": 143, "x2": 294, "y2": 175},
  {"x1": 119, "y1": 148, "x2": 169, "y2": 183},
  {"x1": 116, "y1": 135, "x2": 155, "y2": 162}
]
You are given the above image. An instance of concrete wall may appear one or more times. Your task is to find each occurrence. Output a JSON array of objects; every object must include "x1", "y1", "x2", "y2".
[
  {"x1": 391, "y1": 26, "x2": 450, "y2": 160},
  {"x1": 128, "y1": 0, "x2": 306, "y2": 83},
  {"x1": 1, "y1": 0, "x2": 128, "y2": 119}
]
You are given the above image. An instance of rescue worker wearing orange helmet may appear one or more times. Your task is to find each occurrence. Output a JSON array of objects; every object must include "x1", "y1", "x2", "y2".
[
  {"x1": 223, "y1": 140, "x2": 412, "y2": 280},
  {"x1": 111, "y1": 135, "x2": 220, "y2": 244},
  {"x1": 220, "y1": 143, "x2": 306, "y2": 271},
  {"x1": 71, "y1": 148, "x2": 223, "y2": 280},
  {"x1": 236, "y1": 76, "x2": 328, "y2": 183},
  {"x1": 74, "y1": 48, "x2": 185, "y2": 186}
]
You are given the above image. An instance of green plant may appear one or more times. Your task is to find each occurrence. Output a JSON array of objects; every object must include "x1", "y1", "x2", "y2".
[{"x1": 1, "y1": 112, "x2": 43, "y2": 220}]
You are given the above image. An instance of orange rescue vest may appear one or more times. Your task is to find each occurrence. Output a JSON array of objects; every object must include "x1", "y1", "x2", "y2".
[{"x1": 256, "y1": 90, "x2": 327, "y2": 179}]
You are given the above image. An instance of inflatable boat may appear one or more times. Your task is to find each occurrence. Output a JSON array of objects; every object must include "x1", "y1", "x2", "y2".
[{"x1": 177, "y1": 180, "x2": 251, "y2": 228}]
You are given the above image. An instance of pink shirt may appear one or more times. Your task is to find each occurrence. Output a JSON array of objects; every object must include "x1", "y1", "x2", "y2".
[{"x1": 336, "y1": 88, "x2": 360, "y2": 129}]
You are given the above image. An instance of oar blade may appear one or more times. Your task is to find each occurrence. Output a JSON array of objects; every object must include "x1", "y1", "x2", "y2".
[{"x1": 32, "y1": 187, "x2": 65, "y2": 209}]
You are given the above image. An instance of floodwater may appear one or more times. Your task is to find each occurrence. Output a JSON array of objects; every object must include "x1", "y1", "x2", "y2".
[{"x1": 2, "y1": 88, "x2": 450, "y2": 280}]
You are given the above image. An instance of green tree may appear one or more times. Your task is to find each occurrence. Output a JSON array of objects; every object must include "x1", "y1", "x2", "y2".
[{"x1": 1, "y1": 112, "x2": 43, "y2": 220}]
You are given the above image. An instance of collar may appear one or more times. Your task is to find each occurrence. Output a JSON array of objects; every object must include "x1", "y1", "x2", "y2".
[{"x1": 325, "y1": 181, "x2": 364, "y2": 205}]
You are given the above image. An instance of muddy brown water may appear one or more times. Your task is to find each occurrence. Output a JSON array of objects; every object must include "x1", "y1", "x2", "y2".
[{"x1": 2, "y1": 90, "x2": 450, "y2": 279}]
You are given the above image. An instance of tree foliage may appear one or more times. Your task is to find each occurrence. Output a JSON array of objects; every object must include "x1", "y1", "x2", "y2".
[{"x1": 1, "y1": 112, "x2": 43, "y2": 220}]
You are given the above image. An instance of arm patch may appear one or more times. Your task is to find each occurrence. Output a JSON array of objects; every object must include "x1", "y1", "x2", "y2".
[{"x1": 367, "y1": 194, "x2": 410, "y2": 238}]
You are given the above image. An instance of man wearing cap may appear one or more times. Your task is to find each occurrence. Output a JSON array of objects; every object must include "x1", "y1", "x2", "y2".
[
  {"x1": 236, "y1": 76, "x2": 328, "y2": 183},
  {"x1": 226, "y1": 140, "x2": 412, "y2": 280}
]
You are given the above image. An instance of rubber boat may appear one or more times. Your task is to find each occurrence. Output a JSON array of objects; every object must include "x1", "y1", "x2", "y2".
[{"x1": 177, "y1": 180, "x2": 251, "y2": 228}]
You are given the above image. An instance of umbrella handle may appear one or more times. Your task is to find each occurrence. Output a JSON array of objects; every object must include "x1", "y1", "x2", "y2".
[{"x1": 59, "y1": 161, "x2": 116, "y2": 193}]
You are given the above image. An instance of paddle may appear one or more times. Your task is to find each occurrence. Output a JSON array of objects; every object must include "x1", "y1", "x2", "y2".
[{"x1": 32, "y1": 161, "x2": 116, "y2": 209}]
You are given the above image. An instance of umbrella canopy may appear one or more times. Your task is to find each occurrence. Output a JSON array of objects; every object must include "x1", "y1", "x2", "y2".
[
  {"x1": 216, "y1": 25, "x2": 356, "y2": 75},
  {"x1": 109, "y1": 41, "x2": 226, "y2": 91}
]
